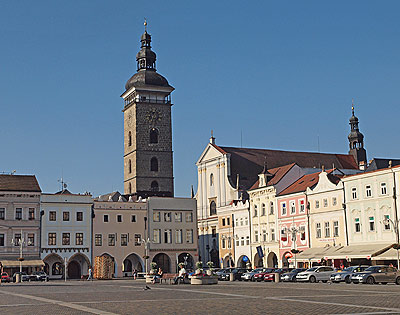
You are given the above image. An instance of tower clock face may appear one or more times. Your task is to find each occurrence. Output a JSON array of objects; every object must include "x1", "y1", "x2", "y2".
[{"x1": 146, "y1": 108, "x2": 162, "y2": 124}]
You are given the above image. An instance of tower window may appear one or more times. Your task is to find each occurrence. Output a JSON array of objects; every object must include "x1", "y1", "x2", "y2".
[
  {"x1": 150, "y1": 157, "x2": 158, "y2": 172},
  {"x1": 210, "y1": 174, "x2": 214, "y2": 186},
  {"x1": 150, "y1": 128, "x2": 159, "y2": 144},
  {"x1": 129, "y1": 183, "x2": 132, "y2": 194},
  {"x1": 210, "y1": 201, "x2": 216, "y2": 216},
  {"x1": 151, "y1": 181, "x2": 159, "y2": 192},
  {"x1": 129, "y1": 159, "x2": 132, "y2": 174},
  {"x1": 128, "y1": 131, "x2": 132, "y2": 146}
]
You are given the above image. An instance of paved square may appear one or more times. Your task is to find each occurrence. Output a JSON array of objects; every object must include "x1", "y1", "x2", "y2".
[{"x1": 1, "y1": 280, "x2": 400, "y2": 314}]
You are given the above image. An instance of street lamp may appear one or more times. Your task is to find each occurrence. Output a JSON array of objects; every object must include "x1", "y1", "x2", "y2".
[
  {"x1": 283, "y1": 223, "x2": 305, "y2": 268},
  {"x1": 11, "y1": 230, "x2": 32, "y2": 273},
  {"x1": 141, "y1": 238, "x2": 152, "y2": 275},
  {"x1": 383, "y1": 217, "x2": 400, "y2": 269}
]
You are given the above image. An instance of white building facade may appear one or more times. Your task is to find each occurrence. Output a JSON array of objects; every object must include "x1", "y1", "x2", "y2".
[{"x1": 41, "y1": 190, "x2": 93, "y2": 279}]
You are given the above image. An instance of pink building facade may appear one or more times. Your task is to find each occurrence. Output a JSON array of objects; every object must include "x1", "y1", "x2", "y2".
[{"x1": 277, "y1": 172, "x2": 321, "y2": 268}]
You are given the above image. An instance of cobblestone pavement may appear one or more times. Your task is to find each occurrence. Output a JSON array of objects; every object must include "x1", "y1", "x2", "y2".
[{"x1": 1, "y1": 280, "x2": 400, "y2": 314}]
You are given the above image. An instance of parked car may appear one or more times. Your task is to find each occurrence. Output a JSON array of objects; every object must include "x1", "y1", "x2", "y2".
[
  {"x1": 253, "y1": 268, "x2": 275, "y2": 282},
  {"x1": 264, "y1": 268, "x2": 293, "y2": 282},
  {"x1": 1, "y1": 272, "x2": 11, "y2": 283},
  {"x1": 12, "y1": 272, "x2": 29, "y2": 282},
  {"x1": 241, "y1": 268, "x2": 268, "y2": 281},
  {"x1": 351, "y1": 265, "x2": 400, "y2": 285},
  {"x1": 281, "y1": 268, "x2": 307, "y2": 282},
  {"x1": 30, "y1": 271, "x2": 49, "y2": 282},
  {"x1": 330, "y1": 266, "x2": 369, "y2": 284},
  {"x1": 220, "y1": 268, "x2": 249, "y2": 281},
  {"x1": 216, "y1": 268, "x2": 235, "y2": 280},
  {"x1": 296, "y1": 266, "x2": 335, "y2": 283}
]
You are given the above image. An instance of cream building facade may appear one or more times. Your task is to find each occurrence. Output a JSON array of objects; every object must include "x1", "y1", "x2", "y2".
[{"x1": 92, "y1": 192, "x2": 147, "y2": 278}]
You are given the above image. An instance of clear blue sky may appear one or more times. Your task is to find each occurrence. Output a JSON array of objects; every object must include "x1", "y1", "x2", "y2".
[{"x1": 1, "y1": 1, "x2": 399, "y2": 197}]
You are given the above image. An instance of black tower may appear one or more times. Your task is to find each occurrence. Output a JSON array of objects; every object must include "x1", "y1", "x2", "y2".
[{"x1": 348, "y1": 105, "x2": 367, "y2": 169}]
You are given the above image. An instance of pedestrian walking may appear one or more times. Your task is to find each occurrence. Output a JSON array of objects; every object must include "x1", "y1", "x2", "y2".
[
  {"x1": 133, "y1": 268, "x2": 137, "y2": 280},
  {"x1": 87, "y1": 267, "x2": 93, "y2": 281}
]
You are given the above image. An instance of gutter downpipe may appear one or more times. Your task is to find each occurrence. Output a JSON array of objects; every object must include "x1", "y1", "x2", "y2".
[{"x1": 342, "y1": 183, "x2": 349, "y2": 246}]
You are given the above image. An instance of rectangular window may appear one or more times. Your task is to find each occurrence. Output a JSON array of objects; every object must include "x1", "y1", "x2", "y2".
[
  {"x1": 175, "y1": 229, "x2": 182, "y2": 244},
  {"x1": 236, "y1": 238, "x2": 240, "y2": 247},
  {"x1": 62, "y1": 233, "x2": 70, "y2": 245},
  {"x1": 221, "y1": 238, "x2": 226, "y2": 249},
  {"x1": 381, "y1": 183, "x2": 387, "y2": 195},
  {"x1": 95, "y1": 234, "x2": 102, "y2": 246},
  {"x1": 0, "y1": 234, "x2": 4, "y2": 246},
  {"x1": 76, "y1": 212, "x2": 83, "y2": 221},
  {"x1": 323, "y1": 199, "x2": 328, "y2": 207},
  {"x1": 290, "y1": 201, "x2": 296, "y2": 214},
  {"x1": 76, "y1": 233, "x2": 83, "y2": 245},
  {"x1": 325, "y1": 222, "x2": 330, "y2": 238},
  {"x1": 117, "y1": 214, "x2": 122, "y2": 223},
  {"x1": 15, "y1": 208, "x2": 22, "y2": 220},
  {"x1": 103, "y1": 214, "x2": 109, "y2": 222},
  {"x1": 186, "y1": 229, "x2": 193, "y2": 243},
  {"x1": 27, "y1": 233, "x2": 34, "y2": 246},
  {"x1": 153, "y1": 229, "x2": 161, "y2": 243},
  {"x1": 315, "y1": 201, "x2": 320, "y2": 209},
  {"x1": 48, "y1": 233, "x2": 56, "y2": 245},
  {"x1": 254, "y1": 205, "x2": 258, "y2": 217},
  {"x1": 49, "y1": 211, "x2": 56, "y2": 221},
  {"x1": 366, "y1": 185, "x2": 372, "y2": 197},
  {"x1": 355, "y1": 218, "x2": 361, "y2": 232},
  {"x1": 332, "y1": 197, "x2": 337, "y2": 206},
  {"x1": 63, "y1": 211, "x2": 70, "y2": 221},
  {"x1": 299, "y1": 200, "x2": 305, "y2": 213},
  {"x1": 261, "y1": 203, "x2": 266, "y2": 216},
  {"x1": 255, "y1": 231, "x2": 259, "y2": 242},
  {"x1": 153, "y1": 212, "x2": 160, "y2": 222},
  {"x1": 175, "y1": 212, "x2": 182, "y2": 222},
  {"x1": 384, "y1": 215, "x2": 391, "y2": 230},
  {"x1": 0, "y1": 208, "x2": 4, "y2": 220},
  {"x1": 240, "y1": 218, "x2": 243, "y2": 226},
  {"x1": 108, "y1": 234, "x2": 115, "y2": 246},
  {"x1": 270, "y1": 202, "x2": 274, "y2": 215},
  {"x1": 14, "y1": 233, "x2": 21, "y2": 246},
  {"x1": 240, "y1": 237, "x2": 244, "y2": 246},
  {"x1": 333, "y1": 221, "x2": 339, "y2": 237},
  {"x1": 271, "y1": 228, "x2": 275, "y2": 241},
  {"x1": 369, "y1": 216, "x2": 375, "y2": 231},
  {"x1": 235, "y1": 218, "x2": 239, "y2": 226},
  {"x1": 29, "y1": 208, "x2": 35, "y2": 220},
  {"x1": 222, "y1": 218, "x2": 226, "y2": 226},
  {"x1": 245, "y1": 218, "x2": 248, "y2": 225},
  {"x1": 212, "y1": 228, "x2": 217, "y2": 237},
  {"x1": 316, "y1": 223, "x2": 321, "y2": 238},
  {"x1": 262, "y1": 230, "x2": 267, "y2": 242},
  {"x1": 227, "y1": 237, "x2": 231, "y2": 249},
  {"x1": 300, "y1": 231, "x2": 306, "y2": 241},
  {"x1": 246, "y1": 236, "x2": 250, "y2": 245},
  {"x1": 352, "y1": 187, "x2": 357, "y2": 199},
  {"x1": 227, "y1": 217, "x2": 230, "y2": 225},
  {"x1": 282, "y1": 203, "x2": 287, "y2": 215},
  {"x1": 131, "y1": 215, "x2": 136, "y2": 222},
  {"x1": 135, "y1": 234, "x2": 141, "y2": 246},
  {"x1": 121, "y1": 234, "x2": 128, "y2": 246},
  {"x1": 164, "y1": 212, "x2": 171, "y2": 222},
  {"x1": 281, "y1": 229, "x2": 287, "y2": 242}
]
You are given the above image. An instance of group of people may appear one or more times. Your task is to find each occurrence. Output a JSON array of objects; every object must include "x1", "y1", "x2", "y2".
[{"x1": 151, "y1": 265, "x2": 187, "y2": 285}]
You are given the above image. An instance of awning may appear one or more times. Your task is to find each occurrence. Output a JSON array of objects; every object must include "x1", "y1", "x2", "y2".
[
  {"x1": 372, "y1": 248, "x2": 399, "y2": 260},
  {"x1": 290, "y1": 246, "x2": 343, "y2": 262},
  {"x1": 325, "y1": 243, "x2": 394, "y2": 260},
  {"x1": 0, "y1": 260, "x2": 44, "y2": 268}
]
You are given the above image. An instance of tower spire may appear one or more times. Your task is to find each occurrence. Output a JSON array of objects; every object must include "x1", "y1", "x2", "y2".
[{"x1": 348, "y1": 99, "x2": 367, "y2": 169}]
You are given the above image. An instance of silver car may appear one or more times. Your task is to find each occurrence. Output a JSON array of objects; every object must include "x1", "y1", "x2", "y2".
[
  {"x1": 330, "y1": 266, "x2": 369, "y2": 284},
  {"x1": 351, "y1": 265, "x2": 400, "y2": 285},
  {"x1": 241, "y1": 268, "x2": 267, "y2": 281},
  {"x1": 296, "y1": 266, "x2": 335, "y2": 283}
]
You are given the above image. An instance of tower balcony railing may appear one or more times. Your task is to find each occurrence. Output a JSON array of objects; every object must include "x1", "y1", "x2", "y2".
[{"x1": 124, "y1": 98, "x2": 171, "y2": 107}]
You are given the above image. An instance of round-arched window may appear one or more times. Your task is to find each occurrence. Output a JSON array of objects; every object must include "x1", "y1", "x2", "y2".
[
  {"x1": 151, "y1": 181, "x2": 159, "y2": 192},
  {"x1": 210, "y1": 201, "x2": 216, "y2": 216},
  {"x1": 128, "y1": 131, "x2": 132, "y2": 146},
  {"x1": 150, "y1": 128, "x2": 159, "y2": 144},
  {"x1": 210, "y1": 174, "x2": 214, "y2": 186}
]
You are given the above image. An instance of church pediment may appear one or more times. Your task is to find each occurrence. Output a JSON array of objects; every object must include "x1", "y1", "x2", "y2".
[{"x1": 196, "y1": 144, "x2": 226, "y2": 165}]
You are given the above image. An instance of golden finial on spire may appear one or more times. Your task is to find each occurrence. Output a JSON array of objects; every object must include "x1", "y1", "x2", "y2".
[{"x1": 144, "y1": 18, "x2": 147, "y2": 32}]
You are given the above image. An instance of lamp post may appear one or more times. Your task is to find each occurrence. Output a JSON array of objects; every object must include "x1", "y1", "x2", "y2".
[
  {"x1": 11, "y1": 230, "x2": 32, "y2": 274},
  {"x1": 382, "y1": 218, "x2": 400, "y2": 269},
  {"x1": 141, "y1": 238, "x2": 152, "y2": 274},
  {"x1": 284, "y1": 222, "x2": 305, "y2": 268}
]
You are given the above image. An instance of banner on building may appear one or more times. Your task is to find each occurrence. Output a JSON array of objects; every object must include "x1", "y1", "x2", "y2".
[{"x1": 256, "y1": 246, "x2": 264, "y2": 258}]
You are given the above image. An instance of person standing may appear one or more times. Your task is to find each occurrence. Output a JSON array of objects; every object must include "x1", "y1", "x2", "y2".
[{"x1": 87, "y1": 267, "x2": 93, "y2": 281}]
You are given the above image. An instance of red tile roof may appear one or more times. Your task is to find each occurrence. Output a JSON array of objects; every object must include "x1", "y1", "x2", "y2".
[
  {"x1": 0, "y1": 175, "x2": 41, "y2": 192},
  {"x1": 249, "y1": 163, "x2": 296, "y2": 190},
  {"x1": 211, "y1": 144, "x2": 359, "y2": 190}
]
